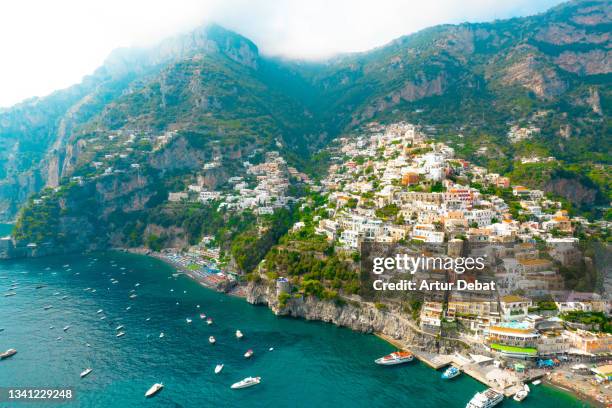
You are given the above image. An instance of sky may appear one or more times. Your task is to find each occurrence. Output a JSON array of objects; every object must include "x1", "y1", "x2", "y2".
[{"x1": 0, "y1": 0, "x2": 563, "y2": 108}]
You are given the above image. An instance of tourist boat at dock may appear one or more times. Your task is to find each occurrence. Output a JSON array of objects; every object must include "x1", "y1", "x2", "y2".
[
  {"x1": 531, "y1": 380, "x2": 541, "y2": 386},
  {"x1": 80, "y1": 368, "x2": 93, "y2": 378},
  {"x1": 374, "y1": 351, "x2": 414, "y2": 365},
  {"x1": 0, "y1": 348, "x2": 17, "y2": 359},
  {"x1": 236, "y1": 330, "x2": 244, "y2": 339},
  {"x1": 466, "y1": 388, "x2": 503, "y2": 408},
  {"x1": 244, "y1": 349, "x2": 254, "y2": 358},
  {"x1": 145, "y1": 383, "x2": 163, "y2": 398},
  {"x1": 231, "y1": 377, "x2": 261, "y2": 389},
  {"x1": 209, "y1": 336, "x2": 216, "y2": 344},
  {"x1": 441, "y1": 366, "x2": 461, "y2": 379},
  {"x1": 215, "y1": 364, "x2": 224, "y2": 374}
]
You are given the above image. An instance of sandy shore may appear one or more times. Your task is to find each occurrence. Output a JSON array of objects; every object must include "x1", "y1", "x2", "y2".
[{"x1": 545, "y1": 369, "x2": 610, "y2": 407}]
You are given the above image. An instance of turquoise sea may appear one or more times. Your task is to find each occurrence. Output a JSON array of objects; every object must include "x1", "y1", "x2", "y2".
[{"x1": 0, "y1": 229, "x2": 588, "y2": 407}]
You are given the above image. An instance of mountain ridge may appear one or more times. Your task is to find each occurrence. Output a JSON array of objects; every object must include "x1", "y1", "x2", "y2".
[{"x1": 0, "y1": 0, "x2": 610, "y2": 223}]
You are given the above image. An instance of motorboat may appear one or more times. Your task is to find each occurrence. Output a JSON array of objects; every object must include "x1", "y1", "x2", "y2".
[
  {"x1": 513, "y1": 389, "x2": 528, "y2": 402},
  {"x1": 236, "y1": 330, "x2": 244, "y2": 339},
  {"x1": 244, "y1": 349, "x2": 254, "y2": 358},
  {"x1": 145, "y1": 383, "x2": 163, "y2": 398},
  {"x1": 231, "y1": 377, "x2": 261, "y2": 389},
  {"x1": 209, "y1": 336, "x2": 216, "y2": 344},
  {"x1": 116, "y1": 332, "x2": 126, "y2": 338},
  {"x1": 374, "y1": 351, "x2": 414, "y2": 365},
  {"x1": 215, "y1": 364, "x2": 224, "y2": 374},
  {"x1": 206, "y1": 318, "x2": 213, "y2": 325},
  {"x1": 0, "y1": 349, "x2": 17, "y2": 359},
  {"x1": 441, "y1": 366, "x2": 461, "y2": 379},
  {"x1": 80, "y1": 368, "x2": 93, "y2": 378}
]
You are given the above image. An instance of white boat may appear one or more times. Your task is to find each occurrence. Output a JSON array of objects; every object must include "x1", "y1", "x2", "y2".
[
  {"x1": 236, "y1": 330, "x2": 244, "y2": 339},
  {"x1": 43, "y1": 305, "x2": 53, "y2": 310},
  {"x1": 244, "y1": 349, "x2": 254, "y2": 358},
  {"x1": 146, "y1": 317, "x2": 151, "y2": 321},
  {"x1": 209, "y1": 336, "x2": 216, "y2": 344},
  {"x1": 199, "y1": 313, "x2": 206, "y2": 319},
  {"x1": 159, "y1": 332, "x2": 165, "y2": 338},
  {"x1": 116, "y1": 325, "x2": 124, "y2": 331},
  {"x1": 215, "y1": 364, "x2": 224, "y2": 374},
  {"x1": 466, "y1": 388, "x2": 503, "y2": 408},
  {"x1": 374, "y1": 351, "x2": 414, "y2": 365},
  {"x1": 61, "y1": 296, "x2": 68, "y2": 300},
  {"x1": 269, "y1": 347, "x2": 274, "y2": 351},
  {"x1": 80, "y1": 368, "x2": 93, "y2": 378},
  {"x1": 4, "y1": 292, "x2": 16, "y2": 297},
  {"x1": 145, "y1": 383, "x2": 163, "y2": 398},
  {"x1": 0, "y1": 348, "x2": 17, "y2": 359},
  {"x1": 135, "y1": 283, "x2": 140, "y2": 287},
  {"x1": 63, "y1": 325, "x2": 71, "y2": 332},
  {"x1": 531, "y1": 380, "x2": 541, "y2": 386},
  {"x1": 56, "y1": 337, "x2": 62, "y2": 340},
  {"x1": 129, "y1": 294, "x2": 137, "y2": 299},
  {"x1": 206, "y1": 318, "x2": 213, "y2": 325},
  {"x1": 523, "y1": 384, "x2": 530, "y2": 393},
  {"x1": 116, "y1": 332, "x2": 125, "y2": 338},
  {"x1": 96, "y1": 309, "x2": 103, "y2": 314},
  {"x1": 126, "y1": 306, "x2": 131, "y2": 311},
  {"x1": 100, "y1": 316, "x2": 106, "y2": 320},
  {"x1": 186, "y1": 318, "x2": 192, "y2": 324},
  {"x1": 231, "y1": 377, "x2": 261, "y2": 389},
  {"x1": 441, "y1": 366, "x2": 461, "y2": 379},
  {"x1": 513, "y1": 390, "x2": 528, "y2": 402}
]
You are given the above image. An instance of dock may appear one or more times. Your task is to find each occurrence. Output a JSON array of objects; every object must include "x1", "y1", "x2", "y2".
[{"x1": 374, "y1": 332, "x2": 545, "y2": 398}]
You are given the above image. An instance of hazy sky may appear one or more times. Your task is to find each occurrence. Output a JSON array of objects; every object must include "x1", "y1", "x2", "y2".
[{"x1": 0, "y1": 0, "x2": 563, "y2": 108}]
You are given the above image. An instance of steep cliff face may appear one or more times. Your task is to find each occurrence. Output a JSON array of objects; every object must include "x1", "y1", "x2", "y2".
[{"x1": 246, "y1": 280, "x2": 465, "y2": 353}]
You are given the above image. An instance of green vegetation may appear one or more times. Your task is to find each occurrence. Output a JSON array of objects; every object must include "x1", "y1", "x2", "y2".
[{"x1": 560, "y1": 311, "x2": 611, "y2": 333}]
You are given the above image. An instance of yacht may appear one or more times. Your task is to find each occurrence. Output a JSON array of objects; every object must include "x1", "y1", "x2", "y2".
[
  {"x1": 441, "y1": 366, "x2": 461, "y2": 379},
  {"x1": 80, "y1": 368, "x2": 93, "y2": 378},
  {"x1": 116, "y1": 332, "x2": 126, "y2": 338},
  {"x1": 215, "y1": 364, "x2": 224, "y2": 374},
  {"x1": 0, "y1": 348, "x2": 17, "y2": 359},
  {"x1": 466, "y1": 389, "x2": 503, "y2": 408},
  {"x1": 244, "y1": 349, "x2": 254, "y2": 358},
  {"x1": 145, "y1": 383, "x2": 163, "y2": 398},
  {"x1": 231, "y1": 377, "x2": 261, "y2": 389},
  {"x1": 209, "y1": 336, "x2": 216, "y2": 344},
  {"x1": 235, "y1": 330, "x2": 244, "y2": 339},
  {"x1": 374, "y1": 351, "x2": 414, "y2": 365}
]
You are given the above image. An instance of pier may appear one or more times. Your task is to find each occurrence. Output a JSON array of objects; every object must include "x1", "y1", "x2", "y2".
[{"x1": 375, "y1": 333, "x2": 545, "y2": 398}]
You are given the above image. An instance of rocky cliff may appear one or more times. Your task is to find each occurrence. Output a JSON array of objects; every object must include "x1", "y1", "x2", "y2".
[{"x1": 246, "y1": 279, "x2": 467, "y2": 353}]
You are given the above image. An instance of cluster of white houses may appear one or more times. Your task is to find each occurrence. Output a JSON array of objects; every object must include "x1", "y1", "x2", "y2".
[{"x1": 311, "y1": 121, "x2": 611, "y2": 360}]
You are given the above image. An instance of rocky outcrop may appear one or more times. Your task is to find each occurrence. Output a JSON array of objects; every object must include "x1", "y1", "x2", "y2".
[
  {"x1": 246, "y1": 280, "x2": 466, "y2": 353},
  {"x1": 497, "y1": 50, "x2": 567, "y2": 99},
  {"x1": 555, "y1": 50, "x2": 612, "y2": 75}
]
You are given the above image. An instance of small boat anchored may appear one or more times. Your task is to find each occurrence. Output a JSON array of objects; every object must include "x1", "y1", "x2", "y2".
[
  {"x1": 209, "y1": 336, "x2": 216, "y2": 344},
  {"x1": 235, "y1": 330, "x2": 244, "y2": 339},
  {"x1": 231, "y1": 376, "x2": 261, "y2": 389},
  {"x1": 206, "y1": 318, "x2": 213, "y2": 325},
  {"x1": 374, "y1": 351, "x2": 414, "y2": 365},
  {"x1": 215, "y1": 364, "x2": 224, "y2": 374},
  {"x1": 80, "y1": 368, "x2": 93, "y2": 378},
  {"x1": 244, "y1": 349, "x2": 254, "y2": 358},
  {"x1": 0, "y1": 348, "x2": 17, "y2": 359},
  {"x1": 116, "y1": 332, "x2": 126, "y2": 338},
  {"x1": 145, "y1": 383, "x2": 163, "y2": 398},
  {"x1": 186, "y1": 318, "x2": 192, "y2": 324}
]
